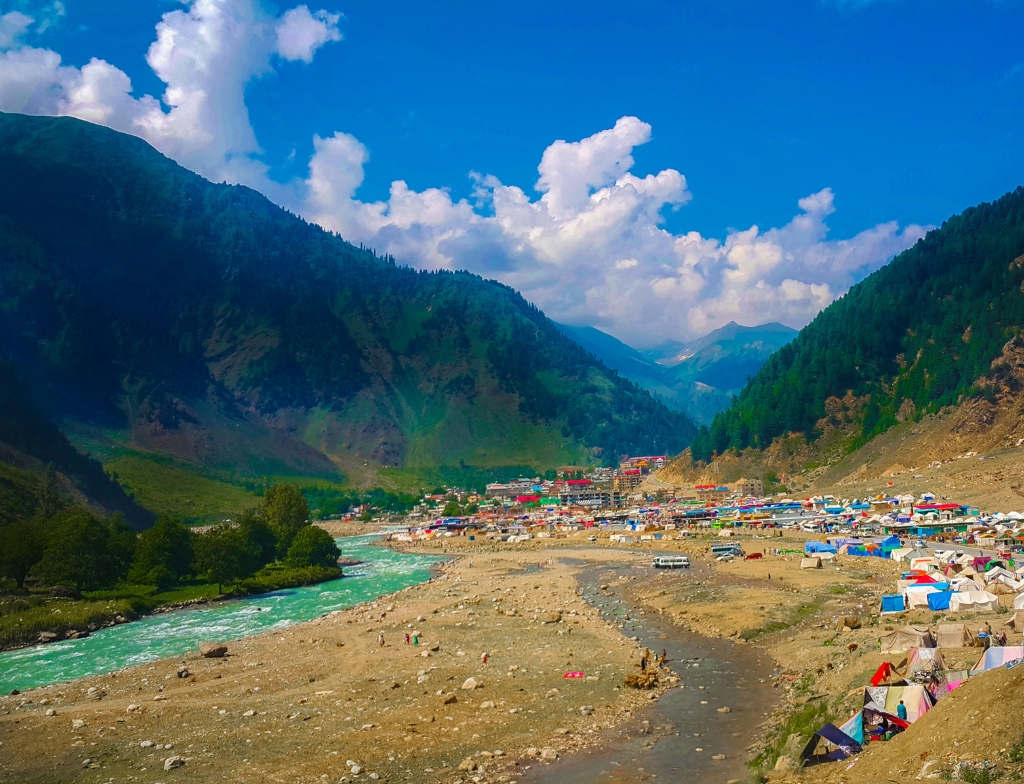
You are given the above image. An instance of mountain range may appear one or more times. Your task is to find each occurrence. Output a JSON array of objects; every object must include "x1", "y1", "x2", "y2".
[
  {"x1": 691, "y1": 186, "x2": 1024, "y2": 464},
  {"x1": 0, "y1": 111, "x2": 694, "y2": 513},
  {"x1": 556, "y1": 321, "x2": 797, "y2": 425}
]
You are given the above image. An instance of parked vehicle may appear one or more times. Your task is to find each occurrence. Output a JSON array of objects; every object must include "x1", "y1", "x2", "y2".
[{"x1": 653, "y1": 555, "x2": 690, "y2": 569}]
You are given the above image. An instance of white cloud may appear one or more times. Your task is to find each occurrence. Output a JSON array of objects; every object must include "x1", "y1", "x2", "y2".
[
  {"x1": 0, "y1": 0, "x2": 342, "y2": 185},
  {"x1": 0, "y1": 10, "x2": 32, "y2": 49},
  {"x1": 0, "y1": 0, "x2": 928, "y2": 345},
  {"x1": 275, "y1": 5, "x2": 342, "y2": 63}
]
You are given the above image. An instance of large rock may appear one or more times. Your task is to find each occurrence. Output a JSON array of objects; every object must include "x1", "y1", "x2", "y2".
[
  {"x1": 461, "y1": 677, "x2": 479, "y2": 690},
  {"x1": 199, "y1": 642, "x2": 228, "y2": 658},
  {"x1": 163, "y1": 756, "x2": 185, "y2": 771},
  {"x1": 838, "y1": 616, "x2": 861, "y2": 630},
  {"x1": 542, "y1": 612, "x2": 562, "y2": 624}
]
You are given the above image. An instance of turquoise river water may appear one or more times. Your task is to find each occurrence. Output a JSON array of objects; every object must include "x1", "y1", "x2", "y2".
[{"x1": 0, "y1": 535, "x2": 439, "y2": 694}]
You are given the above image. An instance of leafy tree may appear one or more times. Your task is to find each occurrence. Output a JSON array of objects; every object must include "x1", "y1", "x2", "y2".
[
  {"x1": 193, "y1": 525, "x2": 258, "y2": 594},
  {"x1": 259, "y1": 484, "x2": 310, "y2": 558},
  {"x1": 36, "y1": 507, "x2": 128, "y2": 590},
  {"x1": 127, "y1": 515, "x2": 194, "y2": 587},
  {"x1": 237, "y1": 508, "x2": 277, "y2": 569},
  {"x1": 285, "y1": 526, "x2": 341, "y2": 569},
  {"x1": 107, "y1": 512, "x2": 138, "y2": 579},
  {"x1": 0, "y1": 518, "x2": 45, "y2": 588},
  {"x1": 441, "y1": 500, "x2": 462, "y2": 517}
]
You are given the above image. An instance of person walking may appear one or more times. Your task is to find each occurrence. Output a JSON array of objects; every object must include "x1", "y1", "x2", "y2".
[
  {"x1": 896, "y1": 700, "x2": 907, "y2": 722},
  {"x1": 378, "y1": 632, "x2": 385, "y2": 647},
  {"x1": 413, "y1": 634, "x2": 419, "y2": 646},
  {"x1": 481, "y1": 652, "x2": 488, "y2": 664},
  {"x1": 405, "y1": 633, "x2": 411, "y2": 645}
]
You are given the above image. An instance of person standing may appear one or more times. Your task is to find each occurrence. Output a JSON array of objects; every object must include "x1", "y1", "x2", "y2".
[
  {"x1": 896, "y1": 700, "x2": 907, "y2": 722},
  {"x1": 378, "y1": 632, "x2": 385, "y2": 647}
]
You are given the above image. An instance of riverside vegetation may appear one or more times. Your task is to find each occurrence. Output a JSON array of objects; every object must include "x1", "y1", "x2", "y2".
[{"x1": 0, "y1": 480, "x2": 342, "y2": 650}]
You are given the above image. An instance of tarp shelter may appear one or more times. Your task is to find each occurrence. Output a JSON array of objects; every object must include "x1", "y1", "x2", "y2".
[
  {"x1": 906, "y1": 647, "x2": 946, "y2": 679},
  {"x1": 879, "y1": 626, "x2": 934, "y2": 653},
  {"x1": 949, "y1": 591, "x2": 998, "y2": 612},
  {"x1": 927, "y1": 591, "x2": 954, "y2": 611},
  {"x1": 972, "y1": 646, "x2": 1024, "y2": 674},
  {"x1": 1002, "y1": 612, "x2": 1024, "y2": 631},
  {"x1": 806, "y1": 541, "x2": 837, "y2": 554},
  {"x1": 801, "y1": 557, "x2": 822, "y2": 569},
  {"x1": 863, "y1": 684, "x2": 933, "y2": 723},
  {"x1": 870, "y1": 661, "x2": 902, "y2": 686},
  {"x1": 936, "y1": 623, "x2": 972, "y2": 648},
  {"x1": 800, "y1": 723, "x2": 862, "y2": 765},
  {"x1": 881, "y1": 594, "x2": 905, "y2": 613},
  {"x1": 838, "y1": 711, "x2": 864, "y2": 744}
]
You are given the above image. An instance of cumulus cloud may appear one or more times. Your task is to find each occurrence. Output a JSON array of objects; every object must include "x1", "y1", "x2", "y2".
[
  {"x1": 0, "y1": 0, "x2": 928, "y2": 344},
  {"x1": 295, "y1": 119, "x2": 926, "y2": 344},
  {"x1": 0, "y1": 0, "x2": 342, "y2": 185}
]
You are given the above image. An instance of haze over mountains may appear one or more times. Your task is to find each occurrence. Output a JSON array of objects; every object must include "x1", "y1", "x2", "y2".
[
  {"x1": 0, "y1": 112, "x2": 695, "y2": 504},
  {"x1": 557, "y1": 321, "x2": 797, "y2": 425}
]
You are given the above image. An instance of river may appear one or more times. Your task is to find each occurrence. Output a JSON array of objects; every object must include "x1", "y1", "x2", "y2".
[{"x1": 0, "y1": 535, "x2": 440, "y2": 694}]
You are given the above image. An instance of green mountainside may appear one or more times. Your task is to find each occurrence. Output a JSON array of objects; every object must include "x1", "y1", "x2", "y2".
[
  {"x1": 557, "y1": 321, "x2": 795, "y2": 425},
  {"x1": 0, "y1": 112, "x2": 694, "y2": 497},
  {"x1": 0, "y1": 361, "x2": 152, "y2": 528},
  {"x1": 691, "y1": 187, "x2": 1024, "y2": 462}
]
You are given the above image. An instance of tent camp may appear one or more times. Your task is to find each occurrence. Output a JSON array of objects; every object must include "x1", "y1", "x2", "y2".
[
  {"x1": 936, "y1": 623, "x2": 972, "y2": 648},
  {"x1": 905, "y1": 586, "x2": 939, "y2": 609},
  {"x1": 801, "y1": 557, "x2": 822, "y2": 569},
  {"x1": 879, "y1": 626, "x2": 934, "y2": 653},
  {"x1": 863, "y1": 683, "x2": 933, "y2": 723},
  {"x1": 971, "y1": 646, "x2": 1024, "y2": 674},
  {"x1": 949, "y1": 591, "x2": 999, "y2": 612},
  {"x1": 906, "y1": 647, "x2": 946, "y2": 679}
]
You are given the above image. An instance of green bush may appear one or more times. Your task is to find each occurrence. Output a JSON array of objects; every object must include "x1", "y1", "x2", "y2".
[{"x1": 285, "y1": 526, "x2": 341, "y2": 569}]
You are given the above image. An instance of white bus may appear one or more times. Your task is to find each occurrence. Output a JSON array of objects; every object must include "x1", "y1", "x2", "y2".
[{"x1": 652, "y1": 555, "x2": 690, "y2": 569}]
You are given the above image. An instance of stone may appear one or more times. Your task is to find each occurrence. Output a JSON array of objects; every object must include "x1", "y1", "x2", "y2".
[
  {"x1": 542, "y1": 612, "x2": 562, "y2": 624},
  {"x1": 480, "y1": 700, "x2": 495, "y2": 709},
  {"x1": 774, "y1": 755, "x2": 799, "y2": 773},
  {"x1": 716, "y1": 706, "x2": 731, "y2": 713},
  {"x1": 429, "y1": 643, "x2": 440, "y2": 652},
  {"x1": 712, "y1": 753, "x2": 726, "y2": 760},
  {"x1": 350, "y1": 765, "x2": 362, "y2": 774},
  {"x1": 579, "y1": 705, "x2": 594, "y2": 715},
  {"x1": 458, "y1": 760, "x2": 478, "y2": 771},
  {"x1": 153, "y1": 695, "x2": 166, "y2": 701},
  {"x1": 126, "y1": 704, "x2": 142, "y2": 713},
  {"x1": 45, "y1": 708, "x2": 56, "y2": 716},
  {"x1": 199, "y1": 642, "x2": 228, "y2": 658},
  {"x1": 540, "y1": 748, "x2": 558, "y2": 761},
  {"x1": 141, "y1": 740, "x2": 154, "y2": 748},
  {"x1": 177, "y1": 667, "x2": 190, "y2": 679},
  {"x1": 461, "y1": 677, "x2": 479, "y2": 690},
  {"x1": 163, "y1": 755, "x2": 185, "y2": 771},
  {"x1": 443, "y1": 694, "x2": 458, "y2": 705},
  {"x1": 545, "y1": 689, "x2": 559, "y2": 698},
  {"x1": 39, "y1": 631, "x2": 58, "y2": 642},
  {"x1": 71, "y1": 719, "x2": 86, "y2": 729},
  {"x1": 243, "y1": 709, "x2": 255, "y2": 717}
]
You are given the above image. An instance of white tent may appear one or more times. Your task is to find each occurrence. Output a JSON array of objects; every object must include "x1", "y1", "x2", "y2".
[
  {"x1": 905, "y1": 586, "x2": 939, "y2": 609},
  {"x1": 949, "y1": 591, "x2": 999, "y2": 612}
]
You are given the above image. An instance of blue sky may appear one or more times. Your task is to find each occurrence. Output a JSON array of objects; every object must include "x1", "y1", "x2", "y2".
[{"x1": 1, "y1": 0, "x2": 1022, "y2": 343}]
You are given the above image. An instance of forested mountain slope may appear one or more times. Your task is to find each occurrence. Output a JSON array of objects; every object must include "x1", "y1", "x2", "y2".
[
  {"x1": 691, "y1": 187, "x2": 1024, "y2": 462},
  {"x1": 0, "y1": 112, "x2": 694, "y2": 485}
]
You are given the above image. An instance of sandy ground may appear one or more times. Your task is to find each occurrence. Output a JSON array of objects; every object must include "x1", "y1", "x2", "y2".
[
  {"x1": 0, "y1": 542, "x2": 673, "y2": 784},
  {"x1": 3, "y1": 528, "x2": 1018, "y2": 784}
]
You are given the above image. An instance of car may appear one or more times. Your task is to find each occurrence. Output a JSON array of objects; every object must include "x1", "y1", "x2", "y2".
[{"x1": 914, "y1": 540, "x2": 926, "y2": 548}]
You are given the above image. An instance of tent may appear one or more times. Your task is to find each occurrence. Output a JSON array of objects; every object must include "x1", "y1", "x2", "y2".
[
  {"x1": 838, "y1": 711, "x2": 864, "y2": 744},
  {"x1": 949, "y1": 591, "x2": 999, "y2": 612},
  {"x1": 1013, "y1": 593, "x2": 1024, "y2": 611},
  {"x1": 906, "y1": 647, "x2": 946, "y2": 679},
  {"x1": 801, "y1": 556, "x2": 822, "y2": 569},
  {"x1": 800, "y1": 722, "x2": 862, "y2": 765},
  {"x1": 881, "y1": 594, "x2": 905, "y2": 613},
  {"x1": 863, "y1": 683, "x2": 933, "y2": 723},
  {"x1": 879, "y1": 626, "x2": 934, "y2": 653},
  {"x1": 971, "y1": 646, "x2": 1024, "y2": 674},
  {"x1": 1002, "y1": 612, "x2": 1024, "y2": 631},
  {"x1": 927, "y1": 591, "x2": 954, "y2": 611},
  {"x1": 906, "y1": 586, "x2": 939, "y2": 609},
  {"x1": 936, "y1": 623, "x2": 972, "y2": 648},
  {"x1": 806, "y1": 541, "x2": 837, "y2": 554}
]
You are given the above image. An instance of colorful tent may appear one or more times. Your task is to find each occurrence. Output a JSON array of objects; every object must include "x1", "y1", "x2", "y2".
[
  {"x1": 906, "y1": 647, "x2": 946, "y2": 679},
  {"x1": 838, "y1": 711, "x2": 864, "y2": 744},
  {"x1": 800, "y1": 722, "x2": 863, "y2": 765},
  {"x1": 863, "y1": 684, "x2": 933, "y2": 723},
  {"x1": 971, "y1": 645, "x2": 1024, "y2": 674}
]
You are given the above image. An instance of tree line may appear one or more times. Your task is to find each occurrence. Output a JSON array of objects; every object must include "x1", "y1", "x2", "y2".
[{"x1": 0, "y1": 476, "x2": 340, "y2": 594}]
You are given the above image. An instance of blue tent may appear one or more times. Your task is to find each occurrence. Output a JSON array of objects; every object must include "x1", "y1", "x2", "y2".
[
  {"x1": 927, "y1": 591, "x2": 953, "y2": 611},
  {"x1": 800, "y1": 722, "x2": 862, "y2": 764},
  {"x1": 881, "y1": 594, "x2": 905, "y2": 613},
  {"x1": 806, "y1": 541, "x2": 838, "y2": 555}
]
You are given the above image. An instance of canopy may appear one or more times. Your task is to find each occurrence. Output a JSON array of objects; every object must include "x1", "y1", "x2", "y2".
[
  {"x1": 838, "y1": 711, "x2": 864, "y2": 744},
  {"x1": 972, "y1": 646, "x2": 1024, "y2": 674},
  {"x1": 806, "y1": 541, "x2": 837, "y2": 554},
  {"x1": 879, "y1": 626, "x2": 934, "y2": 653},
  {"x1": 936, "y1": 623, "x2": 972, "y2": 647}
]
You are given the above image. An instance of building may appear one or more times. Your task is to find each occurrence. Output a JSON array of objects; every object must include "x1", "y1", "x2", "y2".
[
  {"x1": 731, "y1": 477, "x2": 764, "y2": 497},
  {"x1": 612, "y1": 469, "x2": 643, "y2": 494}
]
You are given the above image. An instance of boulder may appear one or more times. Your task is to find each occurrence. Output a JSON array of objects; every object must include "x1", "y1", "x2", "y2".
[
  {"x1": 49, "y1": 585, "x2": 81, "y2": 599},
  {"x1": 199, "y1": 642, "x2": 228, "y2": 658},
  {"x1": 458, "y1": 760, "x2": 478, "y2": 771},
  {"x1": 542, "y1": 612, "x2": 562, "y2": 624},
  {"x1": 461, "y1": 677, "x2": 479, "y2": 690},
  {"x1": 38, "y1": 631, "x2": 58, "y2": 642},
  {"x1": 163, "y1": 755, "x2": 185, "y2": 771},
  {"x1": 443, "y1": 694, "x2": 458, "y2": 705},
  {"x1": 540, "y1": 748, "x2": 558, "y2": 761},
  {"x1": 838, "y1": 616, "x2": 862, "y2": 630}
]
